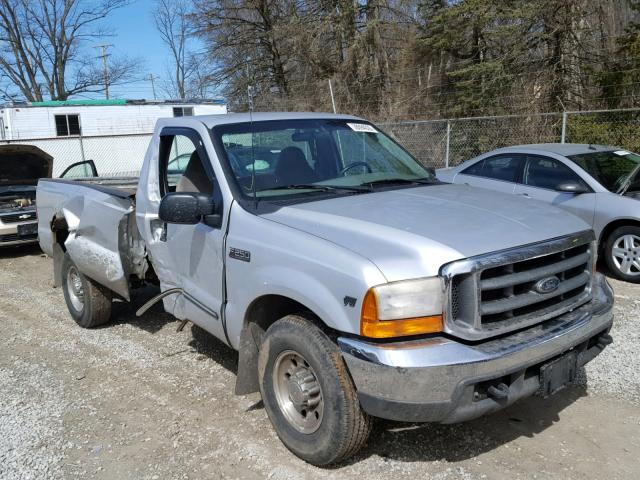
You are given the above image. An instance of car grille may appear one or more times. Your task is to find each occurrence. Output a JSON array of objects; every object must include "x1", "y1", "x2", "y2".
[
  {"x1": 443, "y1": 231, "x2": 595, "y2": 341},
  {"x1": 0, "y1": 211, "x2": 37, "y2": 223}
]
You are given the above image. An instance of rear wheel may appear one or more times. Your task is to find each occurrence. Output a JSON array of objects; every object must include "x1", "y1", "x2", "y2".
[
  {"x1": 258, "y1": 314, "x2": 372, "y2": 466},
  {"x1": 61, "y1": 253, "x2": 112, "y2": 327},
  {"x1": 605, "y1": 226, "x2": 640, "y2": 283}
]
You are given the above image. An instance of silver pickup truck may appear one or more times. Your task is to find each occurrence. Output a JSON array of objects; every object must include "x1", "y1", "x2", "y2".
[{"x1": 37, "y1": 113, "x2": 614, "y2": 466}]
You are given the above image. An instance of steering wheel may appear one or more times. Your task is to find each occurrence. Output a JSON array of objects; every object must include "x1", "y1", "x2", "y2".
[{"x1": 340, "y1": 162, "x2": 372, "y2": 176}]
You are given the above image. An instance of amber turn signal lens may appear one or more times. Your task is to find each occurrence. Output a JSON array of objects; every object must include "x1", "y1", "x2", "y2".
[{"x1": 360, "y1": 289, "x2": 444, "y2": 339}]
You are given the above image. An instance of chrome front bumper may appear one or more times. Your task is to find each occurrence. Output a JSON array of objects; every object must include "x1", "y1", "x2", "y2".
[
  {"x1": 0, "y1": 218, "x2": 39, "y2": 246},
  {"x1": 339, "y1": 273, "x2": 614, "y2": 423}
]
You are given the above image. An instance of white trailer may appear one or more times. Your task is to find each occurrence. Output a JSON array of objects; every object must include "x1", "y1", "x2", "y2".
[{"x1": 0, "y1": 99, "x2": 227, "y2": 176}]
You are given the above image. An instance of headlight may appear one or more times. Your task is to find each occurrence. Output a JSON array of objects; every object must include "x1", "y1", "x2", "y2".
[{"x1": 360, "y1": 277, "x2": 444, "y2": 338}]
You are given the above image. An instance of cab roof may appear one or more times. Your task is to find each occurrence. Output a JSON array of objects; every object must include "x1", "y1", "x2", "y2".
[{"x1": 194, "y1": 111, "x2": 364, "y2": 128}]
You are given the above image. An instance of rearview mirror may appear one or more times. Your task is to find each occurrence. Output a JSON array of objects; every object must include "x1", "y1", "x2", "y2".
[
  {"x1": 159, "y1": 192, "x2": 215, "y2": 224},
  {"x1": 556, "y1": 181, "x2": 589, "y2": 194}
]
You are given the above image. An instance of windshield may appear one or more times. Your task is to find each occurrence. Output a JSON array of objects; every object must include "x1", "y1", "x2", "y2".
[
  {"x1": 567, "y1": 150, "x2": 640, "y2": 193},
  {"x1": 213, "y1": 119, "x2": 435, "y2": 200}
]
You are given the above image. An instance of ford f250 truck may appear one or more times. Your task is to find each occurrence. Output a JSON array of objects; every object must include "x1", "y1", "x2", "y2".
[{"x1": 37, "y1": 113, "x2": 614, "y2": 466}]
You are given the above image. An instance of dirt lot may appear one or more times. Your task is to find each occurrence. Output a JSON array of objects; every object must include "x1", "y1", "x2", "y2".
[{"x1": 1, "y1": 245, "x2": 639, "y2": 480}]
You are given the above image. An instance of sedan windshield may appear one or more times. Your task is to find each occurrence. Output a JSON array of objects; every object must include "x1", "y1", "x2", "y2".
[
  {"x1": 212, "y1": 119, "x2": 435, "y2": 200},
  {"x1": 567, "y1": 150, "x2": 640, "y2": 193}
]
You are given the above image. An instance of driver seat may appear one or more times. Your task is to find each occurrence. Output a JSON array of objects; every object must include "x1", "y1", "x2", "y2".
[
  {"x1": 274, "y1": 147, "x2": 316, "y2": 185},
  {"x1": 176, "y1": 151, "x2": 212, "y2": 194}
]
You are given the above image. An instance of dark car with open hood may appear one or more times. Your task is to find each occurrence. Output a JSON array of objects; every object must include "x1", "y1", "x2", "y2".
[{"x1": 0, "y1": 144, "x2": 52, "y2": 246}]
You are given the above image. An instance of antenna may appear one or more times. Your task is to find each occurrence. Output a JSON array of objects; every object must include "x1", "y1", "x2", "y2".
[{"x1": 248, "y1": 84, "x2": 257, "y2": 209}]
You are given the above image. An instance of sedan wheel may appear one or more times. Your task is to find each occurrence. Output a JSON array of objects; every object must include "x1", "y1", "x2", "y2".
[
  {"x1": 611, "y1": 234, "x2": 640, "y2": 276},
  {"x1": 605, "y1": 226, "x2": 640, "y2": 283}
]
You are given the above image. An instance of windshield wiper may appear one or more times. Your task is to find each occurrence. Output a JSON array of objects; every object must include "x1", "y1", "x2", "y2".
[
  {"x1": 362, "y1": 177, "x2": 437, "y2": 188},
  {"x1": 258, "y1": 184, "x2": 369, "y2": 193},
  {"x1": 617, "y1": 163, "x2": 640, "y2": 195}
]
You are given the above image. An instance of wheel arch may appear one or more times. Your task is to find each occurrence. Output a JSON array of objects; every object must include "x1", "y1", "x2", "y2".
[
  {"x1": 234, "y1": 293, "x2": 334, "y2": 396},
  {"x1": 598, "y1": 218, "x2": 640, "y2": 254},
  {"x1": 49, "y1": 213, "x2": 70, "y2": 288}
]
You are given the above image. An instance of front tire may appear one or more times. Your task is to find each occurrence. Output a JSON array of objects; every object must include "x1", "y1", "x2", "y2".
[
  {"x1": 604, "y1": 226, "x2": 640, "y2": 283},
  {"x1": 61, "y1": 253, "x2": 112, "y2": 328},
  {"x1": 258, "y1": 314, "x2": 372, "y2": 466}
]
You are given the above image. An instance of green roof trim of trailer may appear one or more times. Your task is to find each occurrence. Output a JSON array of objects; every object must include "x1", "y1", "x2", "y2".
[{"x1": 31, "y1": 99, "x2": 128, "y2": 106}]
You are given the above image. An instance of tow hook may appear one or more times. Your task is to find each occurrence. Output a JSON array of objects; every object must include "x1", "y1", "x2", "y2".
[
  {"x1": 597, "y1": 333, "x2": 613, "y2": 349},
  {"x1": 487, "y1": 382, "x2": 510, "y2": 400}
]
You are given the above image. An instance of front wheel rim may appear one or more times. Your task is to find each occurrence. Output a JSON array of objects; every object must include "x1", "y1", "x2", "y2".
[
  {"x1": 67, "y1": 266, "x2": 85, "y2": 312},
  {"x1": 611, "y1": 234, "x2": 640, "y2": 277},
  {"x1": 272, "y1": 350, "x2": 324, "y2": 434}
]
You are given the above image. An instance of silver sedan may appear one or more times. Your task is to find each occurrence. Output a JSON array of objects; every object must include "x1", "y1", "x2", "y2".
[{"x1": 437, "y1": 144, "x2": 640, "y2": 282}]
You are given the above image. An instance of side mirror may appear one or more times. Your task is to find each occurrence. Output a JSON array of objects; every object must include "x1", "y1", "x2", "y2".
[
  {"x1": 556, "y1": 181, "x2": 589, "y2": 194},
  {"x1": 159, "y1": 192, "x2": 215, "y2": 225}
]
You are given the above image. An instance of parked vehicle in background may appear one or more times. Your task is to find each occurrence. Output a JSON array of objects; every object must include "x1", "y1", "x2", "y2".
[
  {"x1": 0, "y1": 144, "x2": 105, "y2": 248},
  {"x1": 437, "y1": 144, "x2": 640, "y2": 282},
  {"x1": 0, "y1": 145, "x2": 53, "y2": 246},
  {"x1": 37, "y1": 114, "x2": 613, "y2": 465}
]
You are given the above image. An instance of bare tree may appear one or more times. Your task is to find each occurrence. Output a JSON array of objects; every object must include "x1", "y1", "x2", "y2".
[
  {"x1": 154, "y1": 0, "x2": 194, "y2": 99},
  {"x1": 192, "y1": 0, "x2": 291, "y2": 102},
  {"x1": 0, "y1": 0, "x2": 140, "y2": 101}
]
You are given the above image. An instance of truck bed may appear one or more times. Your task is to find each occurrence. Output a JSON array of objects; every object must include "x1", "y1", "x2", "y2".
[
  {"x1": 43, "y1": 177, "x2": 138, "y2": 198},
  {"x1": 37, "y1": 178, "x2": 146, "y2": 300}
]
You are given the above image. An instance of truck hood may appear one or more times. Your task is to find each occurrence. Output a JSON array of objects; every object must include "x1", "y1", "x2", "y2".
[
  {"x1": 0, "y1": 144, "x2": 53, "y2": 186},
  {"x1": 263, "y1": 184, "x2": 591, "y2": 281}
]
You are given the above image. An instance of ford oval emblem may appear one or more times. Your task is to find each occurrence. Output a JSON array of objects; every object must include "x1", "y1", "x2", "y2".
[{"x1": 534, "y1": 276, "x2": 560, "y2": 294}]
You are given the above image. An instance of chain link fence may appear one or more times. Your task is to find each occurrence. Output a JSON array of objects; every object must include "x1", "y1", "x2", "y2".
[
  {"x1": 382, "y1": 108, "x2": 640, "y2": 169},
  {"x1": 2, "y1": 108, "x2": 640, "y2": 176},
  {"x1": 0, "y1": 133, "x2": 152, "y2": 177}
]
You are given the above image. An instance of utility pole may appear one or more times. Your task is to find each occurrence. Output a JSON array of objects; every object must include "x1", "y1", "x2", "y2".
[
  {"x1": 94, "y1": 44, "x2": 113, "y2": 99},
  {"x1": 146, "y1": 74, "x2": 159, "y2": 100}
]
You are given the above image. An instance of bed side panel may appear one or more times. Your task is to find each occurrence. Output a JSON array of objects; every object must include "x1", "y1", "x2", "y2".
[{"x1": 37, "y1": 179, "x2": 136, "y2": 299}]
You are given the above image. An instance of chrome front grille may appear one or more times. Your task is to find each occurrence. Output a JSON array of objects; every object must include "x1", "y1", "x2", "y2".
[
  {"x1": 443, "y1": 231, "x2": 595, "y2": 341},
  {"x1": 0, "y1": 211, "x2": 37, "y2": 224}
]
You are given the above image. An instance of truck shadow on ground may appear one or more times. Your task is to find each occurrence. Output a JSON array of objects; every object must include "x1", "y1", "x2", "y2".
[
  {"x1": 108, "y1": 286, "x2": 176, "y2": 335},
  {"x1": 187, "y1": 323, "x2": 239, "y2": 375},
  {"x1": 109, "y1": 286, "x2": 240, "y2": 374},
  {"x1": 344, "y1": 381, "x2": 588, "y2": 465}
]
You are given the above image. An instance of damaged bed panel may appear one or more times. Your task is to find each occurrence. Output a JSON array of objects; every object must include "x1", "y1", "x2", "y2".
[{"x1": 37, "y1": 179, "x2": 145, "y2": 300}]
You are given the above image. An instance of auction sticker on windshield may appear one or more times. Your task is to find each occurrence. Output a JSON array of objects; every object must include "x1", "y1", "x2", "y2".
[{"x1": 347, "y1": 123, "x2": 378, "y2": 133}]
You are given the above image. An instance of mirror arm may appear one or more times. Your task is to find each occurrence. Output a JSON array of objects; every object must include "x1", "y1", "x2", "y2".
[{"x1": 203, "y1": 213, "x2": 222, "y2": 229}]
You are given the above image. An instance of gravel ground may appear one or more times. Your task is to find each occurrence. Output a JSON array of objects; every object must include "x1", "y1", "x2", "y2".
[{"x1": 1, "y1": 244, "x2": 639, "y2": 480}]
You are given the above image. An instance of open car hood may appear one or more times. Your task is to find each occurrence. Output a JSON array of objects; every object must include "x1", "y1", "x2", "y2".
[{"x1": 0, "y1": 144, "x2": 53, "y2": 186}]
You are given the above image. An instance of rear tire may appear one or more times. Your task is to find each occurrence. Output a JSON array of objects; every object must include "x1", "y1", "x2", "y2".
[
  {"x1": 61, "y1": 253, "x2": 112, "y2": 328},
  {"x1": 604, "y1": 226, "x2": 640, "y2": 283},
  {"x1": 258, "y1": 314, "x2": 372, "y2": 466}
]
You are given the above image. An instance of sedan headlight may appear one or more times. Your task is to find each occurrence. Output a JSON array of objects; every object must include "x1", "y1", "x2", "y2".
[{"x1": 360, "y1": 277, "x2": 444, "y2": 338}]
